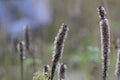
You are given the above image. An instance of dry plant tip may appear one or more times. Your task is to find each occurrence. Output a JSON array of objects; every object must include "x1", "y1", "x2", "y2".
[
  {"x1": 17, "y1": 41, "x2": 25, "y2": 53},
  {"x1": 97, "y1": 6, "x2": 106, "y2": 19},
  {"x1": 58, "y1": 63, "x2": 67, "y2": 80},
  {"x1": 43, "y1": 65, "x2": 51, "y2": 73},
  {"x1": 24, "y1": 24, "x2": 30, "y2": 51}
]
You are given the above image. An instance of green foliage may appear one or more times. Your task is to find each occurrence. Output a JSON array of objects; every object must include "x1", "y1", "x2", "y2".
[
  {"x1": 33, "y1": 71, "x2": 50, "y2": 80},
  {"x1": 24, "y1": 58, "x2": 41, "y2": 67}
]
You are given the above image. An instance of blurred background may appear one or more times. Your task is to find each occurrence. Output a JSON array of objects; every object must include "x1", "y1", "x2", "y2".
[{"x1": 0, "y1": 0, "x2": 119, "y2": 80}]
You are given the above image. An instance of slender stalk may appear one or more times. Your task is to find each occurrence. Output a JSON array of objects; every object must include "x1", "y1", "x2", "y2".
[
  {"x1": 115, "y1": 39, "x2": 120, "y2": 80},
  {"x1": 58, "y1": 63, "x2": 67, "y2": 80},
  {"x1": 97, "y1": 6, "x2": 110, "y2": 80},
  {"x1": 49, "y1": 23, "x2": 69, "y2": 80},
  {"x1": 20, "y1": 53, "x2": 23, "y2": 80},
  {"x1": 24, "y1": 25, "x2": 30, "y2": 51},
  {"x1": 17, "y1": 41, "x2": 25, "y2": 80},
  {"x1": 29, "y1": 51, "x2": 36, "y2": 72},
  {"x1": 24, "y1": 25, "x2": 36, "y2": 72},
  {"x1": 33, "y1": 53, "x2": 36, "y2": 72}
]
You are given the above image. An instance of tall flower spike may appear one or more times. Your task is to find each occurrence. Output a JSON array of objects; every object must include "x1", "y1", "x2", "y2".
[
  {"x1": 24, "y1": 25, "x2": 36, "y2": 72},
  {"x1": 115, "y1": 39, "x2": 120, "y2": 80},
  {"x1": 50, "y1": 23, "x2": 69, "y2": 80},
  {"x1": 24, "y1": 25, "x2": 30, "y2": 51},
  {"x1": 97, "y1": 6, "x2": 110, "y2": 80},
  {"x1": 17, "y1": 41, "x2": 25, "y2": 80},
  {"x1": 58, "y1": 63, "x2": 67, "y2": 80}
]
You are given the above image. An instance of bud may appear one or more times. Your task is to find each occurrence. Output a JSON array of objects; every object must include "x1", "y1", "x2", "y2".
[{"x1": 58, "y1": 63, "x2": 67, "y2": 80}]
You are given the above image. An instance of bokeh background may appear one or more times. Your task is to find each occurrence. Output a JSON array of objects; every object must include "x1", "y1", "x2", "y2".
[{"x1": 0, "y1": 0, "x2": 119, "y2": 80}]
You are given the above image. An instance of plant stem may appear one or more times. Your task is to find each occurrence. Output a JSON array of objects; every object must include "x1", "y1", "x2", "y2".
[
  {"x1": 17, "y1": 41, "x2": 25, "y2": 80},
  {"x1": 20, "y1": 53, "x2": 23, "y2": 80}
]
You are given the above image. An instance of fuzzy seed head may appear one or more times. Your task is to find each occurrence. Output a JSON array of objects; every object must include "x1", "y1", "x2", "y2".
[
  {"x1": 17, "y1": 41, "x2": 25, "y2": 53},
  {"x1": 43, "y1": 65, "x2": 51, "y2": 74},
  {"x1": 115, "y1": 39, "x2": 120, "y2": 78},
  {"x1": 50, "y1": 23, "x2": 69, "y2": 80},
  {"x1": 24, "y1": 25, "x2": 30, "y2": 51},
  {"x1": 98, "y1": 6, "x2": 110, "y2": 80},
  {"x1": 58, "y1": 63, "x2": 67, "y2": 80},
  {"x1": 97, "y1": 6, "x2": 106, "y2": 19},
  {"x1": 100, "y1": 18, "x2": 110, "y2": 62},
  {"x1": 52, "y1": 23, "x2": 69, "y2": 61}
]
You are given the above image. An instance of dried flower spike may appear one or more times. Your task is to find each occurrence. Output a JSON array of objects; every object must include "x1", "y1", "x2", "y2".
[
  {"x1": 97, "y1": 6, "x2": 106, "y2": 19},
  {"x1": 24, "y1": 25, "x2": 36, "y2": 72},
  {"x1": 43, "y1": 65, "x2": 50, "y2": 77},
  {"x1": 58, "y1": 63, "x2": 67, "y2": 80},
  {"x1": 50, "y1": 23, "x2": 69, "y2": 80},
  {"x1": 24, "y1": 25, "x2": 30, "y2": 51},
  {"x1": 17, "y1": 41, "x2": 25, "y2": 53},
  {"x1": 17, "y1": 41, "x2": 25, "y2": 80},
  {"x1": 97, "y1": 6, "x2": 110, "y2": 80},
  {"x1": 115, "y1": 39, "x2": 120, "y2": 80}
]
